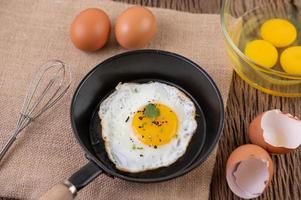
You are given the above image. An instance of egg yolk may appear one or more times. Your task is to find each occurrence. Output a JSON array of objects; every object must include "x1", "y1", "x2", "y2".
[
  {"x1": 280, "y1": 46, "x2": 301, "y2": 74},
  {"x1": 132, "y1": 104, "x2": 178, "y2": 147},
  {"x1": 244, "y1": 40, "x2": 278, "y2": 68},
  {"x1": 260, "y1": 19, "x2": 297, "y2": 48}
]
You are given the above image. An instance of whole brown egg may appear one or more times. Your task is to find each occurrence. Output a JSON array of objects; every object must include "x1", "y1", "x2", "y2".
[
  {"x1": 70, "y1": 8, "x2": 111, "y2": 51},
  {"x1": 115, "y1": 6, "x2": 157, "y2": 49}
]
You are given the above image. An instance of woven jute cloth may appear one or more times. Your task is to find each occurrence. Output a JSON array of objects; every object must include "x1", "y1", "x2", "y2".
[{"x1": 0, "y1": 0, "x2": 232, "y2": 199}]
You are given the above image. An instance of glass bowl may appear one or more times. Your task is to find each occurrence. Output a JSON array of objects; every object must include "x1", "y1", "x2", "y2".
[{"x1": 221, "y1": 0, "x2": 301, "y2": 97}]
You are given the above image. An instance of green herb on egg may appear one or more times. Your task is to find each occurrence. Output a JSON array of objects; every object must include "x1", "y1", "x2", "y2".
[
  {"x1": 132, "y1": 144, "x2": 144, "y2": 150},
  {"x1": 144, "y1": 104, "x2": 160, "y2": 118},
  {"x1": 141, "y1": 122, "x2": 147, "y2": 128}
]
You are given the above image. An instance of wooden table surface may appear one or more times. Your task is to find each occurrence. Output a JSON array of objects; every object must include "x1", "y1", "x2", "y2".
[{"x1": 1, "y1": 0, "x2": 300, "y2": 200}]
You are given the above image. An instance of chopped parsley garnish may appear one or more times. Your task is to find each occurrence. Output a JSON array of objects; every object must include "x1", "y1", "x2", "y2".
[
  {"x1": 144, "y1": 104, "x2": 160, "y2": 118},
  {"x1": 132, "y1": 144, "x2": 143, "y2": 150},
  {"x1": 141, "y1": 122, "x2": 147, "y2": 128}
]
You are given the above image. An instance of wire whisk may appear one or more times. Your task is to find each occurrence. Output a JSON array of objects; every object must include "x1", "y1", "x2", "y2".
[{"x1": 0, "y1": 60, "x2": 72, "y2": 162}]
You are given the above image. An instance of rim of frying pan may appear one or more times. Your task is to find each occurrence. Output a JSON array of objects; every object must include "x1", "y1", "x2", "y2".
[{"x1": 70, "y1": 49, "x2": 224, "y2": 182}]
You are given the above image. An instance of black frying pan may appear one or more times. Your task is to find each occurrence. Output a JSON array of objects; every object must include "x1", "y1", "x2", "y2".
[{"x1": 40, "y1": 50, "x2": 224, "y2": 200}]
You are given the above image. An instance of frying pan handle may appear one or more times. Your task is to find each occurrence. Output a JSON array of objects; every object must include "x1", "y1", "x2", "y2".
[
  {"x1": 39, "y1": 161, "x2": 103, "y2": 200},
  {"x1": 39, "y1": 182, "x2": 75, "y2": 200}
]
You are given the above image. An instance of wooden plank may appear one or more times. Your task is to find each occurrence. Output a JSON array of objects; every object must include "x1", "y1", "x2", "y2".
[
  {"x1": 210, "y1": 74, "x2": 301, "y2": 200},
  {"x1": 113, "y1": 0, "x2": 222, "y2": 13}
]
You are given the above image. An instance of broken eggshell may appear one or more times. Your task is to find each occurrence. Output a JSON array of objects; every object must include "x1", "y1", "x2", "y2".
[
  {"x1": 226, "y1": 144, "x2": 273, "y2": 199},
  {"x1": 249, "y1": 109, "x2": 301, "y2": 154}
]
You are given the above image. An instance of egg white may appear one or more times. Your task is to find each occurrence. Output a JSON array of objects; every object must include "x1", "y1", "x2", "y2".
[{"x1": 98, "y1": 82, "x2": 197, "y2": 172}]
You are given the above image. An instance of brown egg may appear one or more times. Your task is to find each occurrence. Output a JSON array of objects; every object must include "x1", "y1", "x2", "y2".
[
  {"x1": 248, "y1": 109, "x2": 300, "y2": 154},
  {"x1": 70, "y1": 8, "x2": 110, "y2": 51},
  {"x1": 115, "y1": 6, "x2": 157, "y2": 49},
  {"x1": 226, "y1": 144, "x2": 273, "y2": 199}
]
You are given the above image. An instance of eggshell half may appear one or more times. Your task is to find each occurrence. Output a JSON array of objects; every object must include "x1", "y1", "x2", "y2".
[
  {"x1": 249, "y1": 109, "x2": 301, "y2": 154},
  {"x1": 226, "y1": 144, "x2": 273, "y2": 199}
]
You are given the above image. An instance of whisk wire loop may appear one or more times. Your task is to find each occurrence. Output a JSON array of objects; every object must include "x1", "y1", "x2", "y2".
[{"x1": 0, "y1": 60, "x2": 72, "y2": 162}]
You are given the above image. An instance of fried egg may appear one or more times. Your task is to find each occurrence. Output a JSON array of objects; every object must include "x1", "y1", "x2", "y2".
[{"x1": 98, "y1": 82, "x2": 197, "y2": 172}]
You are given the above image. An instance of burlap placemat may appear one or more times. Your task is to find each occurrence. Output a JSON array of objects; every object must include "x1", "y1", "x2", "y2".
[{"x1": 0, "y1": 0, "x2": 232, "y2": 199}]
